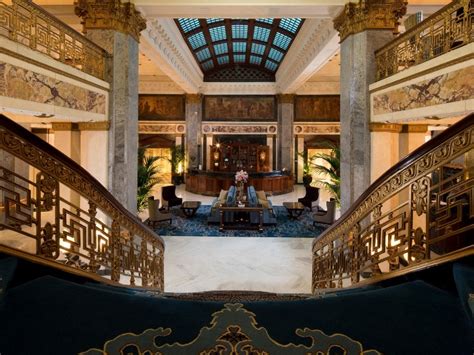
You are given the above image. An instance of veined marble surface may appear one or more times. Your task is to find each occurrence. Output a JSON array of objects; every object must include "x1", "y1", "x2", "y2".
[
  {"x1": 162, "y1": 184, "x2": 335, "y2": 294},
  {"x1": 164, "y1": 236, "x2": 313, "y2": 294}
]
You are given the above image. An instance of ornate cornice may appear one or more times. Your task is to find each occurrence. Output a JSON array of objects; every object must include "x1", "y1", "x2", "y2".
[
  {"x1": 369, "y1": 122, "x2": 402, "y2": 132},
  {"x1": 278, "y1": 94, "x2": 296, "y2": 104},
  {"x1": 276, "y1": 19, "x2": 340, "y2": 94},
  {"x1": 202, "y1": 82, "x2": 277, "y2": 95},
  {"x1": 78, "y1": 121, "x2": 111, "y2": 131},
  {"x1": 52, "y1": 121, "x2": 110, "y2": 131},
  {"x1": 404, "y1": 124, "x2": 428, "y2": 133},
  {"x1": 185, "y1": 94, "x2": 202, "y2": 105},
  {"x1": 140, "y1": 19, "x2": 202, "y2": 93},
  {"x1": 74, "y1": 0, "x2": 146, "y2": 42},
  {"x1": 294, "y1": 123, "x2": 341, "y2": 135},
  {"x1": 202, "y1": 123, "x2": 277, "y2": 135},
  {"x1": 334, "y1": 0, "x2": 407, "y2": 42},
  {"x1": 139, "y1": 123, "x2": 186, "y2": 134},
  {"x1": 139, "y1": 79, "x2": 185, "y2": 94}
]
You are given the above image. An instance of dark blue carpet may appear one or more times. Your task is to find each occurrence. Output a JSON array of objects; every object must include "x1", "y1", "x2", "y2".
[{"x1": 154, "y1": 205, "x2": 327, "y2": 237}]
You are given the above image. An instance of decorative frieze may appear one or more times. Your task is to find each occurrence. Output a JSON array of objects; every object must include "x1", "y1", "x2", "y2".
[
  {"x1": 293, "y1": 124, "x2": 341, "y2": 135},
  {"x1": 52, "y1": 121, "x2": 111, "y2": 131},
  {"x1": 139, "y1": 123, "x2": 186, "y2": 134},
  {"x1": 333, "y1": 0, "x2": 407, "y2": 42},
  {"x1": 202, "y1": 123, "x2": 278, "y2": 135},
  {"x1": 369, "y1": 123, "x2": 402, "y2": 133},
  {"x1": 75, "y1": 0, "x2": 146, "y2": 42}
]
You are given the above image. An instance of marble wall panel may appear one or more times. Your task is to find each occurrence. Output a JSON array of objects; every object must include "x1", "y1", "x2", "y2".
[
  {"x1": 0, "y1": 61, "x2": 106, "y2": 114},
  {"x1": 373, "y1": 66, "x2": 474, "y2": 115}
]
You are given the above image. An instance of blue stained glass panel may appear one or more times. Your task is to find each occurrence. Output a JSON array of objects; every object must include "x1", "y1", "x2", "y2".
[
  {"x1": 207, "y1": 18, "x2": 223, "y2": 24},
  {"x1": 217, "y1": 56, "x2": 229, "y2": 65},
  {"x1": 177, "y1": 18, "x2": 200, "y2": 33},
  {"x1": 273, "y1": 32, "x2": 291, "y2": 50},
  {"x1": 268, "y1": 48, "x2": 283, "y2": 62},
  {"x1": 196, "y1": 48, "x2": 211, "y2": 62},
  {"x1": 234, "y1": 54, "x2": 245, "y2": 63},
  {"x1": 253, "y1": 26, "x2": 270, "y2": 42},
  {"x1": 233, "y1": 42, "x2": 246, "y2": 53},
  {"x1": 279, "y1": 18, "x2": 302, "y2": 33},
  {"x1": 257, "y1": 18, "x2": 273, "y2": 24},
  {"x1": 251, "y1": 43, "x2": 265, "y2": 55},
  {"x1": 209, "y1": 26, "x2": 226, "y2": 42},
  {"x1": 188, "y1": 32, "x2": 206, "y2": 49},
  {"x1": 202, "y1": 60, "x2": 214, "y2": 70},
  {"x1": 232, "y1": 24, "x2": 248, "y2": 38},
  {"x1": 213, "y1": 43, "x2": 228, "y2": 55},
  {"x1": 265, "y1": 61, "x2": 277, "y2": 71},
  {"x1": 250, "y1": 55, "x2": 262, "y2": 65}
]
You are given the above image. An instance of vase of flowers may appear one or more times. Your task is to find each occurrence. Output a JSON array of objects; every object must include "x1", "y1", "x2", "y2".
[{"x1": 235, "y1": 170, "x2": 248, "y2": 202}]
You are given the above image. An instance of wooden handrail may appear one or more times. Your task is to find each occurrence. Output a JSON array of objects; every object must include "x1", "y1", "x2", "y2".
[
  {"x1": 0, "y1": 114, "x2": 165, "y2": 290},
  {"x1": 312, "y1": 113, "x2": 474, "y2": 291}
]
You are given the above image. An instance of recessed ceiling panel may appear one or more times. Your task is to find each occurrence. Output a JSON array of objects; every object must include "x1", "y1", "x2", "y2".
[{"x1": 175, "y1": 18, "x2": 304, "y2": 82}]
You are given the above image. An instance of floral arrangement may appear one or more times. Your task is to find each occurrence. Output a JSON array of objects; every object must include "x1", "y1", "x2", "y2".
[{"x1": 235, "y1": 170, "x2": 248, "y2": 183}]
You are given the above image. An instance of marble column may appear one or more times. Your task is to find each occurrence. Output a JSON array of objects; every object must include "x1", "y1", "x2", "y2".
[
  {"x1": 75, "y1": 0, "x2": 146, "y2": 213},
  {"x1": 185, "y1": 94, "x2": 202, "y2": 171},
  {"x1": 334, "y1": 0, "x2": 407, "y2": 213},
  {"x1": 296, "y1": 136, "x2": 305, "y2": 183},
  {"x1": 278, "y1": 94, "x2": 295, "y2": 172}
]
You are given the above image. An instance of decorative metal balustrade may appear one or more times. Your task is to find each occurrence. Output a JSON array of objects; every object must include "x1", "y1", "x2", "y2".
[
  {"x1": 0, "y1": 115, "x2": 164, "y2": 290},
  {"x1": 312, "y1": 114, "x2": 474, "y2": 292},
  {"x1": 375, "y1": 0, "x2": 473, "y2": 80},
  {"x1": 0, "y1": 0, "x2": 108, "y2": 80}
]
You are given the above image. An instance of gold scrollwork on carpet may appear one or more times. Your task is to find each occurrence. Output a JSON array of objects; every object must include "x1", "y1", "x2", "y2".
[{"x1": 81, "y1": 303, "x2": 381, "y2": 355}]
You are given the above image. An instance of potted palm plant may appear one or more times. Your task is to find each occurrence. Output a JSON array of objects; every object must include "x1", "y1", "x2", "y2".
[
  {"x1": 309, "y1": 144, "x2": 340, "y2": 205},
  {"x1": 137, "y1": 147, "x2": 161, "y2": 213}
]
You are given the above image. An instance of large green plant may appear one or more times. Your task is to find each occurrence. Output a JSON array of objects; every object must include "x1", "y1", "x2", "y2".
[
  {"x1": 166, "y1": 145, "x2": 185, "y2": 184},
  {"x1": 310, "y1": 144, "x2": 341, "y2": 205},
  {"x1": 137, "y1": 147, "x2": 161, "y2": 212}
]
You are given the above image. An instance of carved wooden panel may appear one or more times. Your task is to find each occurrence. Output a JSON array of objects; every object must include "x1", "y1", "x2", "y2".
[
  {"x1": 204, "y1": 96, "x2": 276, "y2": 121},
  {"x1": 139, "y1": 95, "x2": 185, "y2": 121},
  {"x1": 295, "y1": 95, "x2": 340, "y2": 122}
]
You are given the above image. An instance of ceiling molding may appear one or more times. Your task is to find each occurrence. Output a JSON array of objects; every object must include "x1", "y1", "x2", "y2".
[
  {"x1": 201, "y1": 82, "x2": 277, "y2": 95},
  {"x1": 276, "y1": 18, "x2": 339, "y2": 93},
  {"x1": 139, "y1": 78, "x2": 186, "y2": 94},
  {"x1": 295, "y1": 81, "x2": 340, "y2": 95},
  {"x1": 140, "y1": 18, "x2": 204, "y2": 93}
]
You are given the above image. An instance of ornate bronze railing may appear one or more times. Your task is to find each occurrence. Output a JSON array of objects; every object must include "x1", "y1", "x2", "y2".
[
  {"x1": 312, "y1": 114, "x2": 474, "y2": 292},
  {"x1": 0, "y1": 0, "x2": 108, "y2": 80},
  {"x1": 375, "y1": 0, "x2": 473, "y2": 80},
  {"x1": 0, "y1": 115, "x2": 164, "y2": 290}
]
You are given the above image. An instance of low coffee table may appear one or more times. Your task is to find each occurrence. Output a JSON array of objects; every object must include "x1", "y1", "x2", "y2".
[
  {"x1": 283, "y1": 202, "x2": 305, "y2": 219},
  {"x1": 181, "y1": 201, "x2": 201, "y2": 218}
]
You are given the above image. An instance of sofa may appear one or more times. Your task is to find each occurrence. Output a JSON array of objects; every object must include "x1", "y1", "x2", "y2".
[
  {"x1": 247, "y1": 186, "x2": 277, "y2": 225},
  {"x1": 207, "y1": 185, "x2": 237, "y2": 224}
]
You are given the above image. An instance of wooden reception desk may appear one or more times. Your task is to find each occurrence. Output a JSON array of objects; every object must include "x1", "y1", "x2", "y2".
[{"x1": 185, "y1": 171, "x2": 294, "y2": 196}]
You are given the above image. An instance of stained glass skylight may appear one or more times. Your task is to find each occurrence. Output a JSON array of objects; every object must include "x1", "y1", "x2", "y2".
[{"x1": 175, "y1": 18, "x2": 304, "y2": 81}]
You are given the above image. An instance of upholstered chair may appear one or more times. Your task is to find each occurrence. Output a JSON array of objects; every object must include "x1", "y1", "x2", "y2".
[
  {"x1": 313, "y1": 199, "x2": 336, "y2": 225},
  {"x1": 298, "y1": 185, "x2": 320, "y2": 211},
  {"x1": 161, "y1": 185, "x2": 183, "y2": 210},
  {"x1": 147, "y1": 196, "x2": 172, "y2": 227}
]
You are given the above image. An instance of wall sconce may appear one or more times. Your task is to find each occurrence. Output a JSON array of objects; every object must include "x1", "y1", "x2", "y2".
[{"x1": 259, "y1": 150, "x2": 266, "y2": 163}]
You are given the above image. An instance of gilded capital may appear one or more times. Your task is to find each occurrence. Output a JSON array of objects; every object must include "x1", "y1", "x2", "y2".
[
  {"x1": 278, "y1": 94, "x2": 295, "y2": 104},
  {"x1": 334, "y1": 0, "x2": 407, "y2": 42},
  {"x1": 185, "y1": 94, "x2": 202, "y2": 105},
  {"x1": 74, "y1": 0, "x2": 146, "y2": 42}
]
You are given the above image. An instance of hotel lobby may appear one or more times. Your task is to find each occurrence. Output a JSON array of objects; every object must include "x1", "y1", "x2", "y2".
[{"x1": 0, "y1": 0, "x2": 473, "y2": 353}]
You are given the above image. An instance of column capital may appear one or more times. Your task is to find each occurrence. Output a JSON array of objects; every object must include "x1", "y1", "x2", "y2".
[
  {"x1": 334, "y1": 0, "x2": 407, "y2": 42},
  {"x1": 277, "y1": 94, "x2": 296, "y2": 104},
  {"x1": 185, "y1": 94, "x2": 203, "y2": 104},
  {"x1": 74, "y1": 0, "x2": 146, "y2": 42}
]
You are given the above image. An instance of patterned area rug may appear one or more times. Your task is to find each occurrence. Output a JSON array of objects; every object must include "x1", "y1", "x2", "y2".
[{"x1": 154, "y1": 205, "x2": 327, "y2": 238}]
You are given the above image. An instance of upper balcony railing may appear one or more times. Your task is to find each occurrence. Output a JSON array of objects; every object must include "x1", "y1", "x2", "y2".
[
  {"x1": 312, "y1": 113, "x2": 474, "y2": 292},
  {"x1": 0, "y1": 0, "x2": 108, "y2": 80},
  {"x1": 0, "y1": 114, "x2": 165, "y2": 290},
  {"x1": 375, "y1": 0, "x2": 473, "y2": 81}
]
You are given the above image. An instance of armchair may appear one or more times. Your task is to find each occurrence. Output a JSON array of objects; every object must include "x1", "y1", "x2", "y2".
[
  {"x1": 161, "y1": 185, "x2": 183, "y2": 210},
  {"x1": 298, "y1": 185, "x2": 320, "y2": 211},
  {"x1": 313, "y1": 199, "x2": 336, "y2": 225},
  {"x1": 147, "y1": 197, "x2": 172, "y2": 227}
]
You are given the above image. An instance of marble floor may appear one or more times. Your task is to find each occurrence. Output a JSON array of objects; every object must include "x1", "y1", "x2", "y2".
[{"x1": 161, "y1": 184, "x2": 334, "y2": 294}]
